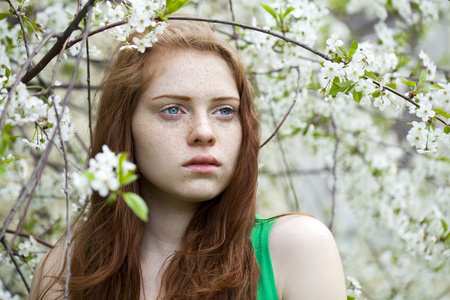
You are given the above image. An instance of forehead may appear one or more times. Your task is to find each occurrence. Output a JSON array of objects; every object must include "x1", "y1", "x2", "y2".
[{"x1": 141, "y1": 49, "x2": 239, "y2": 98}]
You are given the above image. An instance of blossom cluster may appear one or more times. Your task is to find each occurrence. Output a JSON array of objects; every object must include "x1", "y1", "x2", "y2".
[
  {"x1": 17, "y1": 236, "x2": 39, "y2": 258},
  {"x1": 320, "y1": 36, "x2": 398, "y2": 112},
  {"x1": 0, "y1": 86, "x2": 75, "y2": 151},
  {"x1": 103, "y1": 0, "x2": 167, "y2": 53},
  {"x1": 72, "y1": 145, "x2": 136, "y2": 199}
]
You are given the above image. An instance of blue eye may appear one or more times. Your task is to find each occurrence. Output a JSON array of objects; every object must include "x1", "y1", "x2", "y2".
[
  {"x1": 218, "y1": 108, "x2": 234, "y2": 115},
  {"x1": 164, "y1": 107, "x2": 180, "y2": 114}
]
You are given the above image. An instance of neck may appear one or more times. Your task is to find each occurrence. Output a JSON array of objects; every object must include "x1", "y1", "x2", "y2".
[{"x1": 141, "y1": 188, "x2": 200, "y2": 256}]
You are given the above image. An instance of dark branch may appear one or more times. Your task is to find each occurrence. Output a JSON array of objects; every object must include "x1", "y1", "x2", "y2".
[{"x1": 20, "y1": 0, "x2": 96, "y2": 84}]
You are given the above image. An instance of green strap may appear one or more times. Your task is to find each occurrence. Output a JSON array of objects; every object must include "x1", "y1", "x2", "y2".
[{"x1": 250, "y1": 215, "x2": 279, "y2": 300}]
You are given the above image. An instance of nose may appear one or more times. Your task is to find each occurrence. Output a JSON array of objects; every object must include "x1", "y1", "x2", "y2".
[{"x1": 187, "y1": 113, "x2": 216, "y2": 146}]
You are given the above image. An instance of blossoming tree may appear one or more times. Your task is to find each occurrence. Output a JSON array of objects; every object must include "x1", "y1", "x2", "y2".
[{"x1": 0, "y1": 0, "x2": 449, "y2": 299}]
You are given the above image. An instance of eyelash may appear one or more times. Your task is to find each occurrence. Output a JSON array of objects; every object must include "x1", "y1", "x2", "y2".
[
  {"x1": 160, "y1": 105, "x2": 237, "y2": 118},
  {"x1": 161, "y1": 105, "x2": 184, "y2": 116},
  {"x1": 213, "y1": 106, "x2": 236, "y2": 117}
]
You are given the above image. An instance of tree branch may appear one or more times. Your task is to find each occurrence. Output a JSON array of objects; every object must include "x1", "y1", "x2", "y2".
[
  {"x1": 20, "y1": 0, "x2": 96, "y2": 84},
  {"x1": 3, "y1": 229, "x2": 54, "y2": 249},
  {"x1": 0, "y1": 238, "x2": 30, "y2": 293}
]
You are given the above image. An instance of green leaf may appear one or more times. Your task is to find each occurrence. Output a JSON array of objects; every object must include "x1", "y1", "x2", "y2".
[
  {"x1": 347, "y1": 297, "x2": 356, "y2": 300},
  {"x1": 372, "y1": 91, "x2": 381, "y2": 98},
  {"x1": 433, "y1": 108, "x2": 450, "y2": 119},
  {"x1": 84, "y1": 171, "x2": 95, "y2": 180},
  {"x1": 118, "y1": 152, "x2": 127, "y2": 174},
  {"x1": 401, "y1": 77, "x2": 416, "y2": 88},
  {"x1": 418, "y1": 70, "x2": 427, "y2": 87},
  {"x1": 411, "y1": 63, "x2": 420, "y2": 77},
  {"x1": 442, "y1": 219, "x2": 449, "y2": 233},
  {"x1": 423, "y1": 84, "x2": 445, "y2": 92},
  {"x1": 353, "y1": 91, "x2": 363, "y2": 103},
  {"x1": 329, "y1": 82, "x2": 348, "y2": 96},
  {"x1": 65, "y1": 11, "x2": 75, "y2": 19},
  {"x1": 107, "y1": 193, "x2": 117, "y2": 205},
  {"x1": 165, "y1": 0, "x2": 190, "y2": 15},
  {"x1": 0, "y1": 135, "x2": 8, "y2": 157},
  {"x1": 444, "y1": 126, "x2": 450, "y2": 135},
  {"x1": 123, "y1": 192, "x2": 148, "y2": 221},
  {"x1": 335, "y1": 80, "x2": 353, "y2": 88},
  {"x1": 338, "y1": 45, "x2": 348, "y2": 57},
  {"x1": 386, "y1": 82, "x2": 396, "y2": 90},
  {"x1": 364, "y1": 71, "x2": 377, "y2": 81},
  {"x1": 348, "y1": 41, "x2": 358, "y2": 57},
  {"x1": 122, "y1": 174, "x2": 138, "y2": 185},
  {"x1": 283, "y1": 6, "x2": 295, "y2": 18},
  {"x1": 0, "y1": 13, "x2": 9, "y2": 21},
  {"x1": 2, "y1": 124, "x2": 14, "y2": 133},
  {"x1": 445, "y1": 231, "x2": 450, "y2": 242},
  {"x1": 261, "y1": 4, "x2": 278, "y2": 20}
]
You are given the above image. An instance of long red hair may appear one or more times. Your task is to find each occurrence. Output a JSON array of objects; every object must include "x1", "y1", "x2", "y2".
[{"x1": 38, "y1": 20, "x2": 260, "y2": 299}]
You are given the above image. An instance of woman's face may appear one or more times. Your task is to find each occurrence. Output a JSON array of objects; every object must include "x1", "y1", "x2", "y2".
[{"x1": 132, "y1": 49, "x2": 242, "y2": 205}]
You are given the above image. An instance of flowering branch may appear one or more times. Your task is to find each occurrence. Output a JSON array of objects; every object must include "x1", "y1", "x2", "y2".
[{"x1": 168, "y1": 15, "x2": 332, "y2": 61}]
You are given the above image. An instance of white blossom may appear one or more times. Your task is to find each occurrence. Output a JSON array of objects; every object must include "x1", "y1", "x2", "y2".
[
  {"x1": 321, "y1": 60, "x2": 345, "y2": 80},
  {"x1": 18, "y1": 236, "x2": 39, "y2": 257},
  {"x1": 355, "y1": 79, "x2": 375, "y2": 95},
  {"x1": 133, "y1": 36, "x2": 152, "y2": 53},
  {"x1": 415, "y1": 102, "x2": 435, "y2": 122},
  {"x1": 406, "y1": 121, "x2": 428, "y2": 149},
  {"x1": 326, "y1": 32, "x2": 344, "y2": 52}
]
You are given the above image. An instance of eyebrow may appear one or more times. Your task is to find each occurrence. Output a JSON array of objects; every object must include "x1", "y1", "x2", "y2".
[{"x1": 151, "y1": 94, "x2": 240, "y2": 102}]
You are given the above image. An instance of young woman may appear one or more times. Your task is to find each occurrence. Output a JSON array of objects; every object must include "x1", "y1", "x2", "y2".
[{"x1": 30, "y1": 20, "x2": 346, "y2": 299}]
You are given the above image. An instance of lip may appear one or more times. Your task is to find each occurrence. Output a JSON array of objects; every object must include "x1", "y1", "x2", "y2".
[{"x1": 183, "y1": 155, "x2": 220, "y2": 174}]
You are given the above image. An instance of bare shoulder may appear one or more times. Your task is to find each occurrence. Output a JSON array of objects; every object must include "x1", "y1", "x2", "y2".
[
  {"x1": 30, "y1": 245, "x2": 66, "y2": 300},
  {"x1": 269, "y1": 214, "x2": 347, "y2": 300}
]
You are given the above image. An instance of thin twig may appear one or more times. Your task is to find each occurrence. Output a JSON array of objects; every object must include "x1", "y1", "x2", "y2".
[
  {"x1": 328, "y1": 115, "x2": 339, "y2": 232},
  {"x1": 268, "y1": 101, "x2": 300, "y2": 211},
  {"x1": 54, "y1": 94, "x2": 72, "y2": 300},
  {"x1": 261, "y1": 67, "x2": 302, "y2": 148},
  {"x1": 6, "y1": 0, "x2": 31, "y2": 60},
  {"x1": 86, "y1": 23, "x2": 93, "y2": 146},
  {"x1": 227, "y1": 0, "x2": 239, "y2": 49},
  {"x1": 3, "y1": 229, "x2": 54, "y2": 249},
  {"x1": 66, "y1": 20, "x2": 126, "y2": 49},
  {"x1": 60, "y1": 7, "x2": 92, "y2": 299},
  {"x1": 0, "y1": 238, "x2": 30, "y2": 293}
]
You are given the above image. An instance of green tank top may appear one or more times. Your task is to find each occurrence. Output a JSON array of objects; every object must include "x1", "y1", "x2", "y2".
[{"x1": 250, "y1": 215, "x2": 279, "y2": 300}]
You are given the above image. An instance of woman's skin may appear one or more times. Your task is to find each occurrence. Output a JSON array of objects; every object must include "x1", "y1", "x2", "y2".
[{"x1": 30, "y1": 48, "x2": 347, "y2": 300}]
